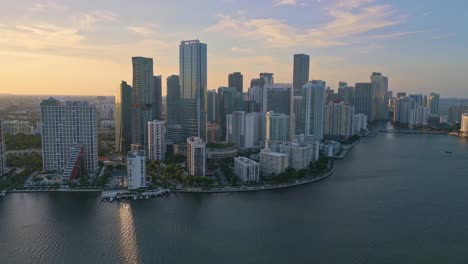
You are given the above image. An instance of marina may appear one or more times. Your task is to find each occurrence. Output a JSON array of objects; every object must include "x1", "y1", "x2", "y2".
[{"x1": 101, "y1": 188, "x2": 170, "y2": 202}]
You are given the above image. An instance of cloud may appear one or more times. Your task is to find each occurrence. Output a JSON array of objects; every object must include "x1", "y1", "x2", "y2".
[
  {"x1": 274, "y1": 0, "x2": 297, "y2": 6},
  {"x1": 206, "y1": 0, "x2": 406, "y2": 48},
  {"x1": 231, "y1": 46, "x2": 255, "y2": 54},
  {"x1": 75, "y1": 11, "x2": 117, "y2": 30},
  {"x1": 127, "y1": 26, "x2": 156, "y2": 36}
]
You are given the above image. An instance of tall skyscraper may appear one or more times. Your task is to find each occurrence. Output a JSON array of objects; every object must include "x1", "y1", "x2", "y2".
[
  {"x1": 187, "y1": 137, "x2": 206, "y2": 177},
  {"x1": 217, "y1": 86, "x2": 244, "y2": 139},
  {"x1": 207, "y1": 90, "x2": 217, "y2": 122},
  {"x1": 294, "y1": 96, "x2": 304, "y2": 135},
  {"x1": 40, "y1": 98, "x2": 98, "y2": 181},
  {"x1": 338, "y1": 86, "x2": 355, "y2": 105},
  {"x1": 266, "y1": 84, "x2": 292, "y2": 115},
  {"x1": 355, "y1": 83, "x2": 372, "y2": 117},
  {"x1": 0, "y1": 120, "x2": 5, "y2": 176},
  {"x1": 226, "y1": 111, "x2": 263, "y2": 149},
  {"x1": 115, "y1": 81, "x2": 132, "y2": 154},
  {"x1": 228, "y1": 72, "x2": 243, "y2": 93},
  {"x1": 154, "y1": 75, "x2": 163, "y2": 121},
  {"x1": 265, "y1": 111, "x2": 290, "y2": 143},
  {"x1": 393, "y1": 96, "x2": 414, "y2": 124},
  {"x1": 324, "y1": 101, "x2": 355, "y2": 139},
  {"x1": 148, "y1": 120, "x2": 167, "y2": 161},
  {"x1": 131, "y1": 57, "x2": 155, "y2": 147},
  {"x1": 293, "y1": 54, "x2": 310, "y2": 96},
  {"x1": 370, "y1": 72, "x2": 389, "y2": 122},
  {"x1": 409, "y1": 94, "x2": 424, "y2": 107},
  {"x1": 303, "y1": 80, "x2": 326, "y2": 141},
  {"x1": 166, "y1": 75, "x2": 181, "y2": 125},
  {"x1": 127, "y1": 146, "x2": 146, "y2": 190},
  {"x1": 427, "y1": 92, "x2": 440, "y2": 114},
  {"x1": 179, "y1": 40, "x2": 207, "y2": 141}
]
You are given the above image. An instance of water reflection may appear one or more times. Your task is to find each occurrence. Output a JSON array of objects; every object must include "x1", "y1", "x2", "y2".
[{"x1": 118, "y1": 203, "x2": 140, "y2": 263}]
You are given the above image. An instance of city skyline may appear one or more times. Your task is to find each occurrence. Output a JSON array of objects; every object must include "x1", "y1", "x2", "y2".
[{"x1": 0, "y1": 0, "x2": 467, "y2": 97}]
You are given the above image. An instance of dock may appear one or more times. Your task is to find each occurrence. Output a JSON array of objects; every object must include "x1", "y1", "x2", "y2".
[{"x1": 101, "y1": 188, "x2": 170, "y2": 202}]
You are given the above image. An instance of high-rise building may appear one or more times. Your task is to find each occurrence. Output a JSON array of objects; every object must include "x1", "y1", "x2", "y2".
[
  {"x1": 265, "y1": 112, "x2": 290, "y2": 143},
  {"x1": 166, "y1": 75, "x2": 181, "y2": 125},
  {"x1": 409, "y1": 94, "x2": 424, "y2": 107},
  {"x1": 338, "y1": 86, "x2": 355, "y2": 105},
  {"x1": 293, "y1": 54, "x2": 310, "y2": 96},
  {"x1": 339, "y1": 82, "x2": 347, "y2": 88},
  {"x1": 265, "y1": 84, "x2": 292, "y2": 115},
  {"x1": 148, "y1": 120, "x2": 166, "y2": 161},
  {"x1": 127, "y1": 147, "x2": 146, "y2": 190},
  {"x1": 260, "y1": 73, "x2": 274, "y2": 113},
  {"x1": 207, "y1": 90, "x2": 217, "y2": 122},
  {"x1": 294, "y1": 96, "x2": 304, "y2": 135},
  {"x1": 427, "y1": 92, "x2": 440, "y2": 114},
  {"x1": 324, "y1": 101, "x2": 355, "y2": 139},
  {"x1": 259, "y1": 149, "x2": 288, "y2": 176},
  {"x1": 448, "y1": 105, "x2": 468, "y2": 123},
  {"x1": 217, "y1": 87, "x2": 244, "y2": 139},
  {"x1": 226, "y1": 111, "x2": 263, "y2": 149},
  {"x1": 207, "y1": 122, "x2": 221, "y2": 143},
  {"x1": 460, "y1": 113, "x2": 468, "y2": 137},
  {"x1": 1, "y1": 121, "x2": 34, "y2": 135},
  {"x1": 131, "y1": 57, "x2": 155, "y2": 147},
  {"x1": 370, "y1": 72, "x2": 389, "y2": 122},
  {"x1": 40, "y1": 98, "x2": 98, "y2": 181},
  {"x1": 179, "y1": 40, "x2": 208, "y2": 141},
  {"x1": 154, "y1": 75, "x2": 163, "y2": 121},
  {"x1": 234, "y1": 157, "x2": 260, "y2": 182},
  {"x1": 187, "y1": 137, "x2": 206, "y2": 177},
  {"x1": 0, "y1": 120, "x2": 5, "y2": 176},
  {"x1": 353, "y1": 114, "x2": 368, "y2": 133},
  {"x1": 167, "y1": 124, "x2": 185, "y2": 144},
  {"x1": 276, "y1": 141, "x2": 316, "y2": 170},
  {"x1": 303, "y1": 80, "x2": 326, "y2": 141},
  {"x1": 393, "y1": 96, "x2": 414, "y2": 124},
  {"x1": 115, "y1": 81, "x2": 132, "y2": 153},
  {"x1": 228, "y1": 72, "x2": 243, "y2": 93},
  {"x1": 397, "y1": 92, "x2": 407, "y2": 98},
  {"x1": 409, "y1": 107, "x2": 430, "y2": 126},
  {"x1": 355, "y1": 83, "x2": 372, "y2": 117}
]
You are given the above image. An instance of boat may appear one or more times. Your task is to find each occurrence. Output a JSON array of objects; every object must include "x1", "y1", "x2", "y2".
[{"x1": 445, "y1": 151, "x2": 453, "y2": 154}]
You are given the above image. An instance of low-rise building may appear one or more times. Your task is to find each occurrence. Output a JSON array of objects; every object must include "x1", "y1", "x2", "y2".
[
  {"x1": 234, "y1": 157, "x2": 260, "y2": 182},
  {"x1": 259, "y1": 149, "x2": 288, "y2": 176}
]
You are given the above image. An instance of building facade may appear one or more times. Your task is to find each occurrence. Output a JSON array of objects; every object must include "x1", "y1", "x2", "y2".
[
  {"x1": 166, "y1": 75, "x2": 181, "y2": 125},
  {"x1": 40, "y1": 98, "x2": 98, "y2": 180},
  {"x1": 234, "y1": 157, "x2": 260, "y2": 182},
  {"x1": 226, "y1": 111, "x2": 263, "y2": 149},
  {"x1": 461, "y1": 113, "x2": 468, "y2": 137},
  {"x1": 0, "y1": 120, "x2": 5, "y2": 175},
  {"x1": 228, "y1": 72, "x2": 243, "y2": 93},
  {"x1": 324, "y1": 101, "x2": 355, "y2": 139},
  {"x1": 293, "y1": 54, "x2": 310, "y2": 96},
  {"x1": 265, "y1": 112, "x2": 289, "y2": 143},
  {"x1": 427, "y1": 92, "x2": 440, "y2": 114},
  {"x1": 353, "y1": 114, "x2": 368, "y2": 133},
  {"x1": 370, "y1": 72, "x2": 389, "y2": 122},
  {"x1": 355, "y1": 83, "x2": 372, "y2": 117},
  {"x1": 187, "y1": 137, "x2": 206, "y2": 177},
  {"x1": 259, "y1": 149, "x2": 288, "y2": 176},
  {"x1": 2, "y1": 120, "x2": 34, "y2": 135},
  {"x1": 179, "y1": 40, "x2": 208, "y2": 141},
  {"x1": 148, "y1": 120, "x2": 166, "y2": 161},
  {"x1": 303, "y1": 80, "x2": 326, "y2": 141},
  {"x1": 127, "y1": 148, "x2": 146, "y2": 190}
]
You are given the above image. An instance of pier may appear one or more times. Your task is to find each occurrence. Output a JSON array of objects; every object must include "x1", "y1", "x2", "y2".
[{"x1": 101, "y1": 188, "x2": 170, "y2": 202}]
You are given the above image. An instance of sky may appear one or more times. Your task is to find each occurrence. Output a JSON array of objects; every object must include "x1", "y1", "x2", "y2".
[{"x1": 0, "y1": 0, "x2": 467, "y2": 97}]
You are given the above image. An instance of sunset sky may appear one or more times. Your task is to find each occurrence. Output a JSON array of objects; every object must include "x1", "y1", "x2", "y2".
[{"x1": 0, "y1": 0, "x2": 467, "y2": 97}]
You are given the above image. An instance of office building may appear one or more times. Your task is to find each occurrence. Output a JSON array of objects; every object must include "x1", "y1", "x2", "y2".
[
  {"x1": 294, "y1": 96, "x2": 304, "y2": 135},
  {"x1": 461, "y1": 113, "x2": 468, "y2": 137},
  {"x1": 0, "y1": 120, "x2": 5, "y2": 175},
  {"x1": 187, "y1": 137, "x2": 206, "y2": 177},
  {"x1": 115, "y1": 81, "x2": 132, "y2": 153},
  {"x1": 265, "y1": 112, "x2": 289, "y2": 143},
  {"x1": 40, "y1": 98, "x2": 98, "y2": 181},
  {"x1": 259, "y1": 149, "x2": 288, "y2": 176},
  {"x1": 207, "y1": 90, "x2": 217, "y2": 122},
  {"x1": 127, "y1": 146, "x2": 146, "y2": 190},
  {"x1": 226, "y1": 111, "x2": 263, "y2": 149},
  {"x1": 154, "y1": 75, "x2": 163, "y2": 121},
  {"x1": 265, "y1": 84, "x2": 292, "y2": 115},
  {"x1": 355, "y1": 83, "x2": 372, "y2": 117},
  {"x1": 234, "y1": 157, "x2": 260, "y2": 183},
  {"x1": 324, "y1": 101, "x2": 355, "y2": 139},
  {"x1": 166, "y1": 75, "x2": 181, "y2": 124},
  {"x1": 148, "y1": 120, "x2": 166, "y2": 161},
  {"x1": 293, "y1": 54, "x2": 310, "y2": 96},
  {"x1": 303, "y1": 80, "x2": 326, "y2": 141},
  {"x1": 228, "y1": 72, "x2": 243, "y2": 93},
  {"x1": 131, "y1": 57, "x2": 156, "y2": 147},
  {"x1": 179, "y1": 40, "x2": 208, "y2": 141},
  {"x1": 427, "y1": 92, "x2": 440, "y2": 114},
  {"x1": 207, "y1": 122, "x2": 221, "y2": 143},
  {"x1": 167, "y1": 124, "x2": 185, "y2": 145},
  {"x1": 217, "y1": 87, "x2": 244, "y2": 138},
  {"x1": 338, "y1": 86, "x2": 355, "y2": 105},
  {"x1": 370, "y1": 72, "x2": 389, "y2": 122}
]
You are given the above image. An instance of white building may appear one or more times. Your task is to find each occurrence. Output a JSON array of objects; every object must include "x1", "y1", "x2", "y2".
[
  {"x1": 427, "y1": 92, "x2": 440, "y2": 114},
  {"x1": 148, "y1": 120, "x2": 167, "y2": 161},
  {"x1": 393, "y1": 96, "x2": 414, "y2": 124},
  {"x1": 409, "y1": 107, "x2": 429, "y2": 126},
  {"x1": 353, "y1": 114, "x2": 368, "y2": 133},
  {"x1": 40, "y1": 98, "x2": 98, "y2": 181},
  {"x1": 2, "y1": 120, "x2": 34, "y2": 135},
  {"x1": 187, "y1": 137, "x2": 206, "y2": 177},
  {"x1": 303, "y1": 80, "x2": 326, "y2": 141},
  {"x1": 259, "y1": 149, "x2": 288, "y2": 176},
  {"x1": 234, "y1": 157, "x2": 260, "y2": 182},
  {"x1": 100, "y1": 120, "x2": 115, "y2": 128},
  {"x1": 276, "y1": 141, "x2": 317, "y2": 170},
  {"x1": 127, "y1": 148, "x2": 146, "y2": 190},
  {"x1": 226, "y1": 111, "x2": 263, "y2": 149},
  {"x1": 0, "y1": 120, "x2": 5, "y2": 175},
  {"x1": 324, "y1": 101, "x2": 355, "y2": 139},
  {"x1": 460, "y1": 113, "x2": 468, "y2": 137},
  {"x1": 321, "y1": 141, "x2": 342, "y2": 157},
  {"x1": 265, "y1": 111, "x2": 289, "y2": 144}
]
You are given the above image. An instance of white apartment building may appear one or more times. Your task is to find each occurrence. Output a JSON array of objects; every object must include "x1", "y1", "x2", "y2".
[
  {"x1": 324, "y1": 101, "x2": 355, "y2": 139},
  {"x1": 187, "y1": 137, "x2": 206, "y2": 177},
  {"x1": 2, "y1": 120, "x2": 34, "y2": 135},
  {"x1": 278, "y1": 141, "x2": 317, "y2": 170},
  {"x1": 226, "y1": 111, "x2": 263, "y2": 149},
  {"x1": 353, "y1": 114, "x2": 368, "y2": 133},
  {"x1": 303, "y1": 80, "x2": 326, "y2": 141},
  {"x1": 259, "y1": 149, "x2": 288, "y2": 176},
  {"x1": 234, "y1": 157, "x2": 260, "y2": 182},
  {"x1": 127, "y1": 149, "x2": 146, "y2": 190},
  {"x1": 148, "y1": 120, "x2": 167, "y2": 161},
  {"x1": 40, "y1": 98, "x2": 98, "y2": 180}
]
